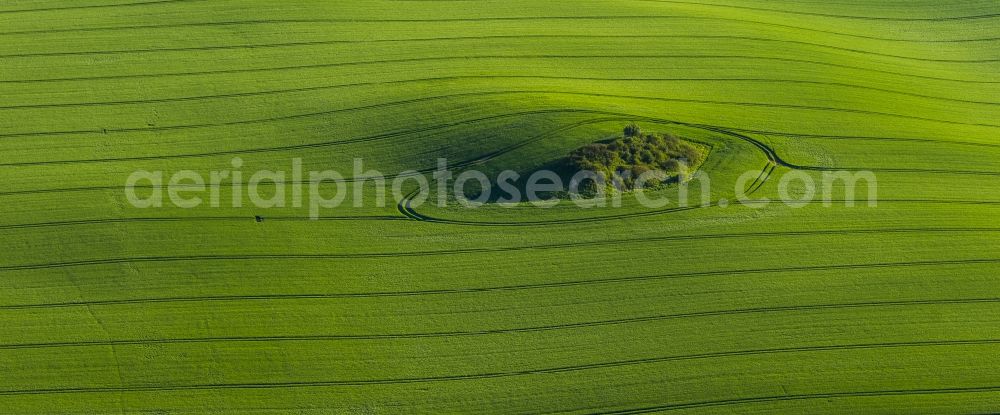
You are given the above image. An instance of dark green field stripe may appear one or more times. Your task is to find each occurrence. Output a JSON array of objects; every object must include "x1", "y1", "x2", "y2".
[
  {"x1": 1, "y1": 229, "x2": 997, "y2": 271},
  {"x1": 0, "y1": 111, "x2": 995, "y2": 197},
  {"x1": 1, "y1": 299, "x2": 998, "y2": 350},
  {"x1": 0, "y1": 113, "x2": 622, "y2": 173},
  {"x1": 401, "y1": 199, "x2": 1000, "y2": 227},
  {"x1": 0, "y1": 0, "x2": 198, "y2": 15},
  {"x1": 0, "y1": 340, "x2": 997, "y2": 395},
  {"x1": 2, "y1": 258, "x2": 998, "y2": 310},
  {"x1": 2, "y1": 75, "x2": 995, "y2": 111},
  {"x1": 0, "y1": 108, "x2": 606, "y2": 166},
  {"x1": 3, "y1": 34, "x2": 994, "y2": 63},
  {"x1": 399, "y1": 199, "x2": 1000, "y2": 226},
  {"x1": 801, "y1": 166, "x2": 1000, "y2": 176},
  {"x1": 1, "y1": 16, "x2": 996, "y2": 44},
  {"x1": 595, "y1": 385, "x2": 1000, "y2": 413},
  {"x1": 686, "y1": 122, "x2": 1000, "y2": 176},
  {"x1": 0, "y1": 215, "x2": 405, "y2": 231},
  {"x1": 2, "y1": 55, "x2": 994, "y2": 85},
  {"x1": 0, "y1": 94, "x2": 601, "y2": 141},
  {"x1": 0, "y1": 113, "x2": 610, "y2": 201},
  {"x1": 639, "y1": 0, "x2": 1000, "y2": 21},
  {"x1": 695, "y1": 124, "x2": 1000, "y2": 174},
  {"x1": 731, "y1": 128, "x2": 1000, "y2": 148},
  {"x1": 399, "y1": 194, "x2": 702, "y2": 225},
  {"x1": 0, "y1": 90, "x2": 993, "y2": 145}
]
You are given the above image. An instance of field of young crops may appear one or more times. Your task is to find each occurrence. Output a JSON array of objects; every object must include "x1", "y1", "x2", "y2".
[{"x1": 1, "y1": 0, "x2": 999, "y2": 413}]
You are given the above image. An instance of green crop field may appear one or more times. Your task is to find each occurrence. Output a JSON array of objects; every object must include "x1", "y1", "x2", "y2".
[{"x1": 1, "y1": 0, "x2": 999, "y2": 413}]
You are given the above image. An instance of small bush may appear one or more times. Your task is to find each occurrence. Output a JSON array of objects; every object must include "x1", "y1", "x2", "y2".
[{"x1": 623, "y1": 123, "x2": 642, "y2": 138}]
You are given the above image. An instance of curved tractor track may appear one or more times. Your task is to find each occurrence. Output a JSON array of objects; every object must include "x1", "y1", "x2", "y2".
[{"x1": 398, "y1": 114, "x2": 801, "y2": 226}]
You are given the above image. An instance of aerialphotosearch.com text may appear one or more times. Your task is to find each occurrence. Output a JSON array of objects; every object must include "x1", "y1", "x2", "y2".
[{"x1": 124, "y1": 157, "x2": 878, "y2": 219}]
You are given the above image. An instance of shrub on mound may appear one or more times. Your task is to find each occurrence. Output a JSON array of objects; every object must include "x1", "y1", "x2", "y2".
[{"x1": 567, "y1": 124, "x2": 707, "y2": 192}]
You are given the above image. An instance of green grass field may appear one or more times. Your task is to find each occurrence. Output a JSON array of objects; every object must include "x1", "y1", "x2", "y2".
[{"x1": 1, "y1": 0, "x2": 999, "y2": 413}]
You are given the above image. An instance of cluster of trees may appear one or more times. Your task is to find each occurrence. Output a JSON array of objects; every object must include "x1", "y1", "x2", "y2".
[{"x1": 566, "y1": 124, "x2": 706, "y2": 191}]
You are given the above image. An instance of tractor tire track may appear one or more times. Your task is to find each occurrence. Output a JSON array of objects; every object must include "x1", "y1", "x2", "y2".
[
  {"x1": 1, "y1": 15, "x2": 996, "y2": 44},
  {"x1": 0, "y1": 108, "x2": 602, "y2": 165},
  {"x1": 2, "y1": 34, "x2": 994, "y2": 64},
  {"x1": 2, "y1": 54, "x2": 994, "y2": 85},
  {"x1": 0, "y1": 0, "x2": 198, "y2": 15},
  {"x1": 395, "y1": 113, "x2": 996, "y2": 226},
  {"x1": 0, "y1": 215, "x2": 405, "y2": 231},
  {"x1": 1, "y1": 258, "x2": 998, "y2": 311},
  {"x1": 594, "y1": 385, "x2": 1000, "y2": 413},
  {"x1": 1, "y1": 228, "x2": 998, "y2": 271},
  {"x1": 3, "y1": 75, "x2": 995, "y2": 111},
  {"x1": 638, "y1": 0, "x2": 1000, "y2": 21},
  {"x1": 2, "y1": 299, "x2": 999, "y2": 348},
  {"x1": 0, "y1": 89, "x2": 993, "y2": 142},
  {"x1": 729, "y1": 128, "x2": 1000, "y2": 149},
  {"x1": 0, "y1": 340, "x2": 997, "y2": 396}
]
